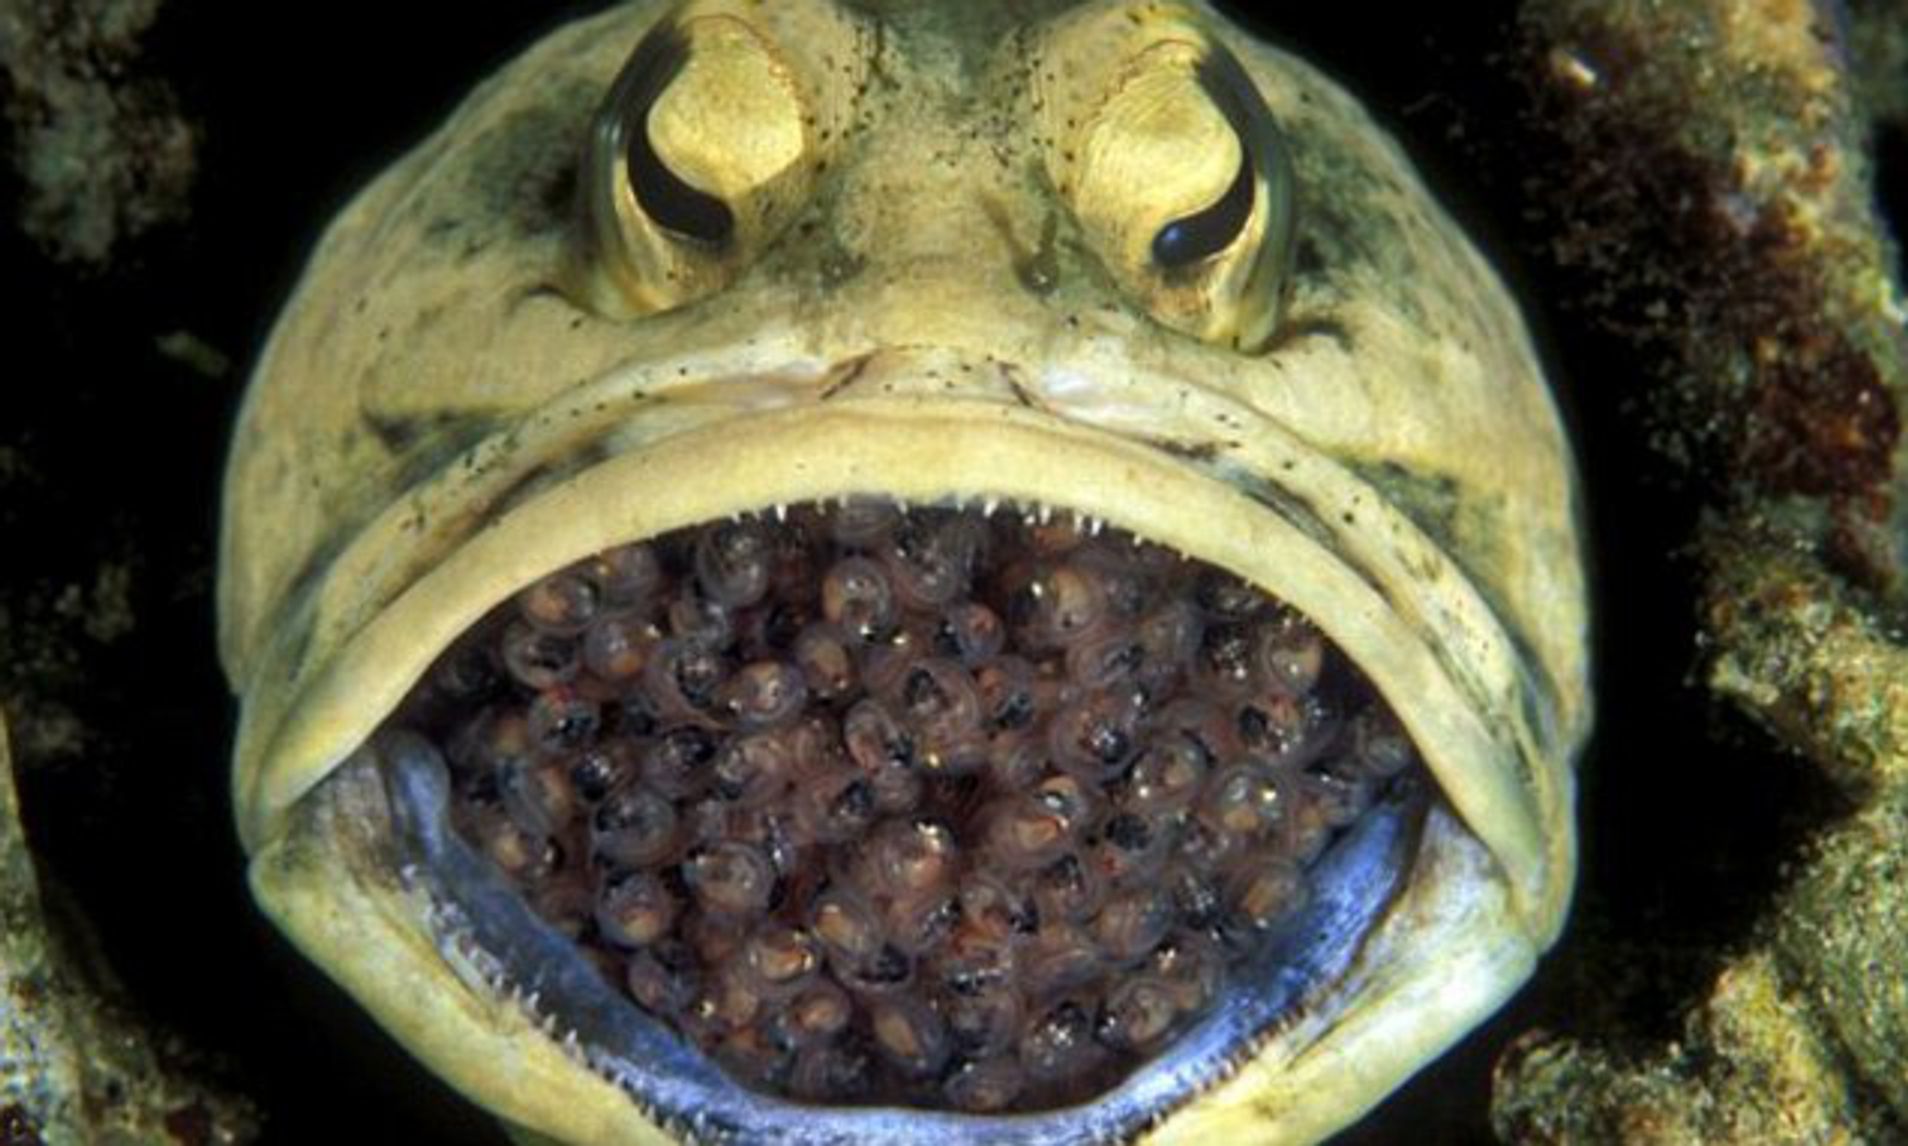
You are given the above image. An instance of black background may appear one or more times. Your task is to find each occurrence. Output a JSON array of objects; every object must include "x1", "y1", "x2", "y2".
[{"x1": 3, "y1": 2, "x2": 1900, "y2": 1142}]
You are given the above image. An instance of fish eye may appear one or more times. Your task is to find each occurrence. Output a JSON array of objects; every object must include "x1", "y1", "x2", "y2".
[
  {"x1": 1038, "y1": 10, "x2": 1297, "y2": 351},
  {"x1": 1151, "y1": 151, "x2": 1252, "y2": 269},
  {"x1": 616, "y1": 23, "x2": 737, "y2": 248},
  {"x1": 574, "y1": 2, "x2": 867, "y2": 317}
]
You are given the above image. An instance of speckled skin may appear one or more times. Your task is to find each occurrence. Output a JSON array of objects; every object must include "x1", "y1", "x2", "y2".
[{"x1": 218, "y1": 2, "x2": 1589, "y2": 1143}]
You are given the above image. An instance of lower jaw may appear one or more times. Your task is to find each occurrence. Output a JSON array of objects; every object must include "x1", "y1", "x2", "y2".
[{"x1": 330, "y1": 495, "x2": 1433, "y2": 1137}]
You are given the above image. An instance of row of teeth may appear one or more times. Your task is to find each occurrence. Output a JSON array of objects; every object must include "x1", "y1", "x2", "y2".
[
  {"x1": 410, "y1": 868, "x2": 640, "y2": 1096},
  {"x1": 736, "y1": 497, "x2": 1111, "y2": 537},
  {"x1": 407, "y1": 857, "x2": 1221, "y2": 1140}
]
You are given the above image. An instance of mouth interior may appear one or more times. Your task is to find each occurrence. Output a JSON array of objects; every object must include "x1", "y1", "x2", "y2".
[{"x1": 370, "y1": 498, "x2": 1427, "y2": 1129}]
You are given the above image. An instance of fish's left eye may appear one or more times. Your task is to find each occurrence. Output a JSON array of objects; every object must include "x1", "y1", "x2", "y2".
[
  {"x1": 1151, "y1": 145, "x2": 1253, "y2": 270},
  {"x1": 1037, "y1": 8, "x2": 1297, "y2": 351}
]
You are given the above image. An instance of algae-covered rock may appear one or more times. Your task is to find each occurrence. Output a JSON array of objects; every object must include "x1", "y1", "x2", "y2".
[
  {"x1": 1489, "y1": 0, "x2": 1908, "y2": 1140},
  {"x1": 0, "y1": 711, "x2": 258, "y2": 1145}
]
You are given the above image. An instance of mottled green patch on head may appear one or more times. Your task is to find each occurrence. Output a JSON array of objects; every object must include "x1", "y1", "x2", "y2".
[{"x1": 460, "y1": 84, "x2": 599, "y2": 239}]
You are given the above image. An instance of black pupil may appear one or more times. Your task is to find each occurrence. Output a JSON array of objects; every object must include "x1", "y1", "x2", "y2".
[
  {"x1": 1149, "y1": 46, "x2": 1277, "y2": 273},
  {"x1": 1150, "y1": 148, "x2": 1254, "y2": 270},
  {"x1": 619, "y1": 23, "x2": 736, "y2": 247}
]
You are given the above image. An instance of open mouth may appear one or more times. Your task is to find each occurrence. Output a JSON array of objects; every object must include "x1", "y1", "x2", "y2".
[{"x1": 362, "y1": 496, "x2": 1429, "y2": 1135}]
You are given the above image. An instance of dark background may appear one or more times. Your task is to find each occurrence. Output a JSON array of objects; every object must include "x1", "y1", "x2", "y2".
[{"x1": 3, "y1": 1, "x2": 1899, "y2": 1142}]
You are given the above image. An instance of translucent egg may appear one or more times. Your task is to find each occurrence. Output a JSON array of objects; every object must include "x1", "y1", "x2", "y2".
[
  {"x1": 625, "y1": 940, "x2": 701, "y2": 1017},
  {"x1": 793, "y1": 623, "x2": 858, "y2": 700},
  {"x1": 940, "y1": 601, "x2": 1005, "y2": 665},
  {"x1": 525, "y1": 686, "x2": 601, "y2": 753},
  {"x1": 1064, "y1": 627, "x2": 1148, "y2": 689},
  {"x1": 581, "y1": 613, "x2": 657, "y2": 681},
  {"x1": 792, "y1": 765, "x2": 878, "y2": 844},
  {"x1": 709, "y1": 731, "x2": 792, "y2": 807},
  {"x1": 743, "y1": 923, "x2": 823, "y2": 994},
  {"x1": 694, "y1": 521, "x2": 775, "y2": 608},
  {"x1": 1228, "y1": 856, "x2": 1308, "y2": 931},
  {"x1": 1094, "y1": 976, "x2": 1178, "y2": 1051},
  {"x1": 596, "y1": 870, "x2": 679, "y2": 947},
  {"x1": 789, "y1": 1040, "x2": 874, "y2": 1103},
  {"x1": 882, "y1": 514, "x2": 982, "y2": 609},
  {"x1": 684, "y1": 841, "x2": 777, "y2": 917},
  {"x1": 820, "y1": 556, "x2": 897, "y2": 640},
  {"x1": 497, "y1": 756, "x2": 578, "y2": 838},
  {"x1": 1252, "y1": 611, "x2": 1325, "y2": 696},
  {"x1": 777, "y1": 981, "x2": 853, "y2": 1046},
  {"x1": 567, "y1": 739, "x2": 637, "y2": 803},
  {"x1": 842, "y1": 700, "x2": 921, "y2": 814},
  {"x1": 943, "y1": 984, "x2": 1024, "y2": 1060},
  {"x1": 665, "y1": 584, "x2": 736, "y2": 648},
  {"x1": 889, "y1": 658, "x2": 981, "y2": 745},
  {"x1": 1121, "y1": 735, "x2": 1210, "y2": 816},
  {"x1": 717, "y1": 660, "x2": 808, "y2": 728},
  {"x1": 1048, "y1": 686, "x2": 1143, "y2": 778},
  {"x1": 517, "y1": 568, "x2": 602, "y2": 635},
  {"x1": 982, "y1": 795, "x2": 1074, "y2": 872},
  {"x1": 1021, "y1": 922, "x2": 1105, "y2": 996},
  {"x1": 464, "y1": 805, "x2": 557, "y2": 884},
  {"x1": 1200, "y1": 764, "x2": 1283, "y2": 838},
  {"x1": 1091, "y1": 887, "x2": 1173, "y2": 962},
  {"x1": 869, "y1": 995, "x2": 950, "y2": 1077},
  {"x1": 828, "y1": 500, "x2": 900, "y2": 548},
  {"x1": 500, "y1": 620, "x2": 581, "y2": 690},
  {"x1": 638, "y1": 725, "x2": 718, "y2": 799},
  {"x1": 943, "y1": 1056, "x2": 1024, "y2": 1113},
  {"x1": 863, "y1": 817, "x2": 960, "y2": 899},
  {"x1": 1020, "y1": 1000, "x2": 1103, "y2": 1084},
  {"x1": 590, "y1": 787, "x2": 678, "y2": 868},
  {"x1": 811, "y1": 886, "x2": 885, "y2": 963},
  {"x1": 1032, "y1": 852, "x2": 1108, "y2": 924},
  {"x1": 584, "y1": 542, "x2": 664, "y2": 609},
  {"x1": 974, "y1": 655, "x2": 1038, "y2": 731},
  {"x1": 1090, "y1": 811, "x2": 1172, "y2": 887}
]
